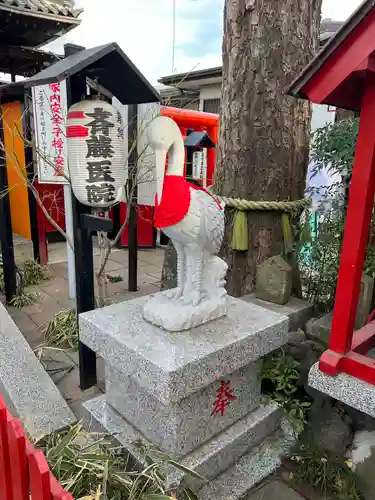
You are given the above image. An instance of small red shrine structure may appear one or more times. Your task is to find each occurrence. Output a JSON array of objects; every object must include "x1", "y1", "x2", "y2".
[{"x1": 286, "y1": 0, "x2": 375, "y2": 385}]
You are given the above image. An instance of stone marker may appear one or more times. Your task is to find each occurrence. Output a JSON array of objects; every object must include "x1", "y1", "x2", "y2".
[
  {"x1": 355, "y1": 274, "x2": 374, "y2": 330},
  {"x1": 256, "y1": 255, "x2": 292, "y2": 306}
]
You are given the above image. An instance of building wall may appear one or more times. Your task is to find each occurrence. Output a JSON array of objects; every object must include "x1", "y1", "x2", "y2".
[
  {"x1": 311, "y1": 103, "x2": 335, "y2": 132},
  {"x1": 185, "y1": 100, "x2": 200, "y2": 111},
  {"x1": 161, "y1": 96, "x2": 199, "y2": 112},
  {"x1": 162, "y1": 82, "x2": 334, "y2": 136},
  {"x1": 2, "y1": 101, "x2": 32, "y2": 240},
  {"x1": 199, "y1": 84, "x2": 221, "y2": 112}
]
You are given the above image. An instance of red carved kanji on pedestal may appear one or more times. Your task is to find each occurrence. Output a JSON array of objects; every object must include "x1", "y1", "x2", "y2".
[
  {"x1": 212, "y1": 380, "x2": 237, "y2": 416},
  {"x1": 286, "y1": 0, "x2": 375, "y2": 386}
]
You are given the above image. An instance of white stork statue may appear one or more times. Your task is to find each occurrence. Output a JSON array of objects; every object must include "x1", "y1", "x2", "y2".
[{"x1": 147, "y1": 116, "x2": 228, "y2": 311}]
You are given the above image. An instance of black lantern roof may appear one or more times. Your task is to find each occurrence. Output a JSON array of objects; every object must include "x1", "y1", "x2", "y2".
[
  {"x1": 0, "y1": 42, "x2": 160, "y2": 105},
  {"x1": 184, "y1": 131, "x2": 216, "y2": 149},
  {"x1": 0, "y1": 0, "x2": 82, "y2": 48}
]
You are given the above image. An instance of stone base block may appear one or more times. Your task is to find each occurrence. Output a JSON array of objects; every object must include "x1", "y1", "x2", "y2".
[
  {"x1": 106, "y1": 360, "x2": 262, "y2": 454},
  {"x1": 82, "y1": 395, "x2": 286, "y2": 495},
  {"x1": 79, "y1": 295, "x2": 292, "y2": 497},
  {"x1": 309, "y1": 362, "x2": 375, "y2": 418},
  {"x1": 79, "y1": 295, "x2": 289, "y2": 404},
  {"x1": 143, "y1": 290, "x2": 228, "y2": 331},
  {"x1": 198, "y1": 422, "x2": 296, "y2": 500},
  {"x1": 242, "y1": 294, "x2": 314, "y2": 332}
]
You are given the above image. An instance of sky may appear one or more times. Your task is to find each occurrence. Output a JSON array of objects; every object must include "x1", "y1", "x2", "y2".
[{"x1": 44, "y1": 0, "x2": 364, "y2": 85}]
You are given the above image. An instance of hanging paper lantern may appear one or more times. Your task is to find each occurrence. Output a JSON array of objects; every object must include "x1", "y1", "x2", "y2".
[{"x1": 66, "y1": 99, "x2": 126, "y2": 208}]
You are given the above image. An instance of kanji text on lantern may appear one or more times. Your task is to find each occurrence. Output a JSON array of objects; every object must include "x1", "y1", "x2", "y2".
[{"x1": 85, "y1": 107, "x2": 116, "y2": 205}]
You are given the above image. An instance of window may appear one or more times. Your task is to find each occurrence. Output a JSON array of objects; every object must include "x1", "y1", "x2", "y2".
[{"x1": 203, "y1": 98, "x2": 220, "y2": 114}]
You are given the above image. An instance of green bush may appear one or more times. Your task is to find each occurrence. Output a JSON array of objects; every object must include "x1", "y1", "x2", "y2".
[
  {"x1": 261, "y1": 348, "x2": 311, "y2": 435},
  {"x1": 300, "y1": 117, "x2": 375, "y2": 312},
  {"x1": 310, "y1": 117, "x2": 358, "y2": 178}
]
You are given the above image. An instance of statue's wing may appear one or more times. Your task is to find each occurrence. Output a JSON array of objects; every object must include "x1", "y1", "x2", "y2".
[{"x1": 193, "y1": 189, "x2": 225, "y2": 254}]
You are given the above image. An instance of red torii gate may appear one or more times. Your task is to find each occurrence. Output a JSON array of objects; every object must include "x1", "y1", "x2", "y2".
[{"x1": 286, "y1": 0, "x2": 375, "y2": 385}]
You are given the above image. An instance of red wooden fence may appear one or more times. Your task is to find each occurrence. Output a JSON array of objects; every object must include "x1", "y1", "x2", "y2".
[{"x1": 0, "y1": 394, "x2": 73, "y2": 500}]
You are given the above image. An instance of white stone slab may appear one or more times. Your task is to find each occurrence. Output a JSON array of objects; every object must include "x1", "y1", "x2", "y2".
[
  {"x1": 82, "y1": 395, "x2": 282, "y2": 491},
  {"x1": 241, "y1": 294, "x2": 313, "y2": 332},
  {"x1": 0, "y1": 303, "x2": 76, "y2": 439},
  {"x1": 309, "y1": 362, "x2": 375, "y2": 418},
  {"x1": 79, "y1": 295, "x2": 289, "y2": 403}
]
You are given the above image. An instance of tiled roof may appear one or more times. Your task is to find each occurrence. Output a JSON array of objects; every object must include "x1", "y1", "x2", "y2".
[{"x1": 0, "y1": 0, "x2": 82, "y2": 19}]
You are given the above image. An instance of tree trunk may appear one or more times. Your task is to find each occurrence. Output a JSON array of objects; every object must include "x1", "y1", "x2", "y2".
[
  {"x1": 215, "y1": 0, "x2": 322, "y2": 297},
  {"x1": 161, "y1": 240, "x2": 177, "y2": 291}
]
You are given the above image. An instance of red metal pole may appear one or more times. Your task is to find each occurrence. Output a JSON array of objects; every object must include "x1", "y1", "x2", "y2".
[{"x1": 324, "y1": 74, "x2": 375, "y2": 357}]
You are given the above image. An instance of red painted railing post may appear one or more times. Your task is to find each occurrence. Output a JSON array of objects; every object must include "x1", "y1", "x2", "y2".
[
  {"x1": 7, "y1": 418, "x2": 29, "y2": 500},
  {"x1": 50, "y1": 475, "x2": 74, "y2": 500},
  {"x1": 27, "y1": 443, "x2": 52, "y2": 500},
  {"x1": 0, "y1": 394, "x2": 74, "y2": 500},
  {"x1": 0, "y1": 396, "x2": 13, "y2": 500}
]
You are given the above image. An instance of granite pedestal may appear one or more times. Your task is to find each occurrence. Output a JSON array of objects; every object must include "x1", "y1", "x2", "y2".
[{"x1": 80, "y1": 293, "x2": 295, "y2": 499}]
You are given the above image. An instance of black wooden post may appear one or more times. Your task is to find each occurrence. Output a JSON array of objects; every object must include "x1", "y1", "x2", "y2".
[
  {"x1": 0, "y1": 101, "x2": 17, "y2": 302},
  {"x1": 65, "y1": 43, "x2": 98, "y2": 390},
  {"x1": 128, "y1": 104, "x2": 138, "y2": 292},
  {"x1": 23, "y1": 94, "x2": 40, "y2": 262}
]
